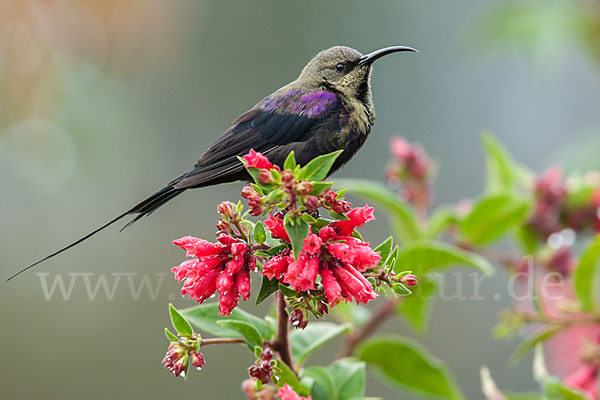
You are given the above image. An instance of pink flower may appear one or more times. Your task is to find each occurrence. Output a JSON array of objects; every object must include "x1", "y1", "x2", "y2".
[
  {"x1": 243, "y1": 149, "x2": 279, "y2": 170},
  {"x1": 278, "y1": 384, "x2": 311, "y2": 400},
  {"x1": 390, "y1": 137, "x2": 410, "y2": 159},
  {"x1": 565, "y1": 364, "x2": 598, "y2": 399},
  {"x1": 302, "y1": 234, "x2": 322, "y2": 255},
  {"x1": 263, "y1": 252, "x2": 292, "y2": 280},
  {"x1": 330, "y1": 205, "x2": 375, "y2": 236},
  {"x1": 401, "y1": 274, "x2": 418, "y2": 286},
  {"x1": 285, "y1": 254, "x2": 320, "y2": 292},
  {"x1": 264, "y1": 213, "x2": 290, "y2": 242},
  {"x1": 172, "y1": 235, "x2": 255, "y2": 316},
  {"x1": 261, "y1": 214, "x2": 380, "y2": 306}
]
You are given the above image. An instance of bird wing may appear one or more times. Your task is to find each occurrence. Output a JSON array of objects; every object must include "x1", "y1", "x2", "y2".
[{"x1": 174, "y1": 89, "x2": 340, "y2": 189}]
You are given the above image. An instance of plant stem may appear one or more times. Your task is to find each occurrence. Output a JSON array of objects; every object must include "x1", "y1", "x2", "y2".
[
  {"x1": 200, "y1": 337, "x2": 246, "y2": 347},
  {"x1": 273, "y1": 291, "x2": 295, "y2": 372},
  {"x1": 339, "y1": 297, "x2": 400, "y2": 358}
]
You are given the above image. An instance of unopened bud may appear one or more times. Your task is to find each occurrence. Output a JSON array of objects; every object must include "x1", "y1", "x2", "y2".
[
  {"x1": 305, "y1": 195, "x2": 319, "y2": 210},
  {"x1": 258, "y1": 169, "x2": 274, "y2": 184},
  {"x1": 297, "y1": 181, "x2": 313, "y2": 195},
  {"x1": 217, "y1": 201, "x2": 235, "y2": 218},
  {"x1": 190, "y1": 351, "x2": 205, "y2": 369},
  {"x1": 290, "y1": 309, "x2": 308, "y2": 330},
  {"x1": 281, "y1": 169, "x2": 294, "y2": 183},
  {"x1": 401, "y1": 274, "x2": 418, "y2": 286}
]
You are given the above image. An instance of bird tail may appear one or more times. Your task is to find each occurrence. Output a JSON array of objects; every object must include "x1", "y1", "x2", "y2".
[{"x1": 7, "y1": 182, "x2": 186, "y2": 282}]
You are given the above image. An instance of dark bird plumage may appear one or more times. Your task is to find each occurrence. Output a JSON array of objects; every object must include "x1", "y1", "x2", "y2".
[{"x1": 8, "y1": 45, "x2": 417, "y2": 281}]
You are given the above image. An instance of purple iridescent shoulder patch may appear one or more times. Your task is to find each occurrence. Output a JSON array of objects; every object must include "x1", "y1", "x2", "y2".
[{"x1": 257, "y1": 90, "x2": 338, "y2": 119}]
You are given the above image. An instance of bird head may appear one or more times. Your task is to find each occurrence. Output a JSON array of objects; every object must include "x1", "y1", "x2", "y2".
[{"x1": 298, "y1": 45, "x2": 417, "y2": 102}]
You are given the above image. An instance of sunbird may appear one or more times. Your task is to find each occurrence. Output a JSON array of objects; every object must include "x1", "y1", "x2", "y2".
[{"x1": 9, "y1": 45, "x2": 417, "y2": 281}]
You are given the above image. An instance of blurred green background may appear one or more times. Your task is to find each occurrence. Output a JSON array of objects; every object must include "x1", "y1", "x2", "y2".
[{"x1": 2, "y1": 0, "x2": 600, "y2": 398}]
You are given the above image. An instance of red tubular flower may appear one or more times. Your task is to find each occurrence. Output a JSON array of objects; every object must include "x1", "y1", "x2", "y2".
[
  {"x1": 302, "y1": 234, "x2": 322, "y2": 255},
  {"x1": 331, "y1": 263, "x2": 377, "y2": 304},
  {"x1": 565, "y1": 364, "x2": 598, "y2": 400},
  {"x1": 330, "y1": 205, "x2": 375, "y2": 236},
  {"x1": 320, "y1": 266, "x2": 343, "y2": 306},
  {"x1": 278, "y1": 384, "x2": 312, "y2": 400},
  {"x1": 263, "y1": 252, "x2": 292, "y2": 280},
  {"x1": 260, "y1": 210, "x2": 380, "y2": 306},
  {"x1": 264, "y1": 213, "x2": 290, "y2": 242},
  {"x1": 172, "y1": 235, "x2": 255, "y2": 316},
  {"x1": 243, "y1": 149, "x2": 280, "y2": 170}
]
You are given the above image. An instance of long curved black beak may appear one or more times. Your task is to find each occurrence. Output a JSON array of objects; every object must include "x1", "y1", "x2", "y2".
[{"x1": 358, "y1": 46, "x2": 418, "y2": 66}]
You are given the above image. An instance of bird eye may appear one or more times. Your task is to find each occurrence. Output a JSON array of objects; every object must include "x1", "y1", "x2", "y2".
[{"x1": 335, "y1": 63, "x2": 345, "y2": 72}]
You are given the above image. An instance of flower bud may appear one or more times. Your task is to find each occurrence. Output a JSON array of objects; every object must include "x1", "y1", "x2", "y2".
[
  {"x1": 260, "y1": 347, "x2": 273, "y2": 362},
  {"x1": 305, "y1": 195, "x2": 320, "y2": 210},
  {"x1": 217, "y1": 201, "x2": 235, "y2": 218},
  {"x1": 258, "y1": 169, "x2": 274, "y2": 184},
  {"x1": 281, "y1": 169, "x2": 294, "y2": 183},
  {"x1": 297, "y1": 181, "x2": 313, "y2": 195},
  {"x1": 290, "y1": 309, "x2": 308, "y2": 330},
  {"x1": 190, "y1": 351, "x2": 205, "y2": 369},
  {"x1": 401, "y1": 274, "x2": 418, "y2": 286},
  {"x1": 316, "y1": 300, "x2": 329, "y2": 316}
]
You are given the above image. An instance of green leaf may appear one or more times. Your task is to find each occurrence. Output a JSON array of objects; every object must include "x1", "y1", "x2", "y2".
[
  {"x1": 393, "y1": 240, "x2": 494, "y2": 276},
  {"x1": 481, "y1": 132, "x2": 522, "y2": 193},
  {"x1": 253, "y1": 221, "x2": 267, "y2": 244},
  {"x1": 336, "y1": 179, "x2": 421, "y2": 241},
  {"x1": 509, "y1": 326, "x2": 563, "y2": 366},
  {"x1": 357, "y1": 336, "x2": 465, "y2": 400},
  {"x1": 392, "y1": 283, "x2": 412, "y2": 295},
  {"x1": 284, "y1": 214, "x2": 310, "y2": 260},
  {"x1": 423, "y1": 206, "x2": 457, "y2": 239},
  {"x1": 330, "y1": 302, "x2": 372, "y2": 327},
  {"x1": 273, "y1": 360, "x2": 310, "y2": 396},
  {"x1": 290, "y1": 322, "x2": 351, "y2": 366},
  {"x1": 310, "y1": 182, "x2": 334, "y2": 195},
  {"x1": 373, "y1": 237, "x2": 393, "y2": 266},
  {"x1": 284, "y1": 151, "x2": 297, "y2": 170},
  {"x1": 327, "y1": 358, "x2": 367, "y2": 400},
  {"x1": 573, "y1": 234, "x2": 600, "y2": 311},
  {"x1": 515, "y1": 224, "x2": 540, "y2": 255},
  {"x1": 459, "y1": 194, "x2": 531, "y2": 246},
  {"x1": 302, "y1": 367, "x2": 336, "y2": 400},
  {"x1": 169, "y1": 303, "x2": 193, "y2": 337},
  {"x1": 542, "y1": 380, "x2": 587, "y2": 400},
  {"x1": 217, "y1": 320, "x2": 263, "y2": 350},
  {"x1": 164, "y1": 328, "x2": 179, "y2": 342},
  {"x1": 302, "y1": 150, "x2": 343, "y2": 181},
  {"x1": 181, "y1": 303, "x2": 272, "y2": 340},
  {"x1": 256, "y1": 276, "x2": 280, "y2": 305},
  {"x1": 396, "y1": 277, "x2": 437, "y2": 333},
  {"x1": 279, "y1": 283, "x2": 299, "y2": 297}
]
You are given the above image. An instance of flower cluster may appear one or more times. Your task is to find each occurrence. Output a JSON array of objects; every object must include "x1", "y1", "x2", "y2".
[
  {"x1": 172, "y1": 233, "x2": 254, "y2": 316},
  {"x1": 161, "y1": 336, "x2": 205, "y2": 377},
  {"x1": 386, "y1": 136, "x2": 434, "y2": 214},
  {"x1": 263, "y1": 206, "x2": 380, "y2": 306},
  {"x1": 248, "y1": 346, "x2": 274, "y2": 384},
  {"x1": 241, "y1": 149, "x2": 317, "y2": 217},
  {"x1": 529, "y1": 167, "x2": 600, "y2": 240}
]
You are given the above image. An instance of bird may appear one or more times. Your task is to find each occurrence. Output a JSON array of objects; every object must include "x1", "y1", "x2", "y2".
[{"x1": 8, "y1": 45, "x2": 417, "y2": 281}]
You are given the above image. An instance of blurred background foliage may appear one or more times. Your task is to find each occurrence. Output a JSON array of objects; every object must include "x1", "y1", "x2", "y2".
[{"x1": 2, "y1": 0, "x2": 600, "y2": 399}]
